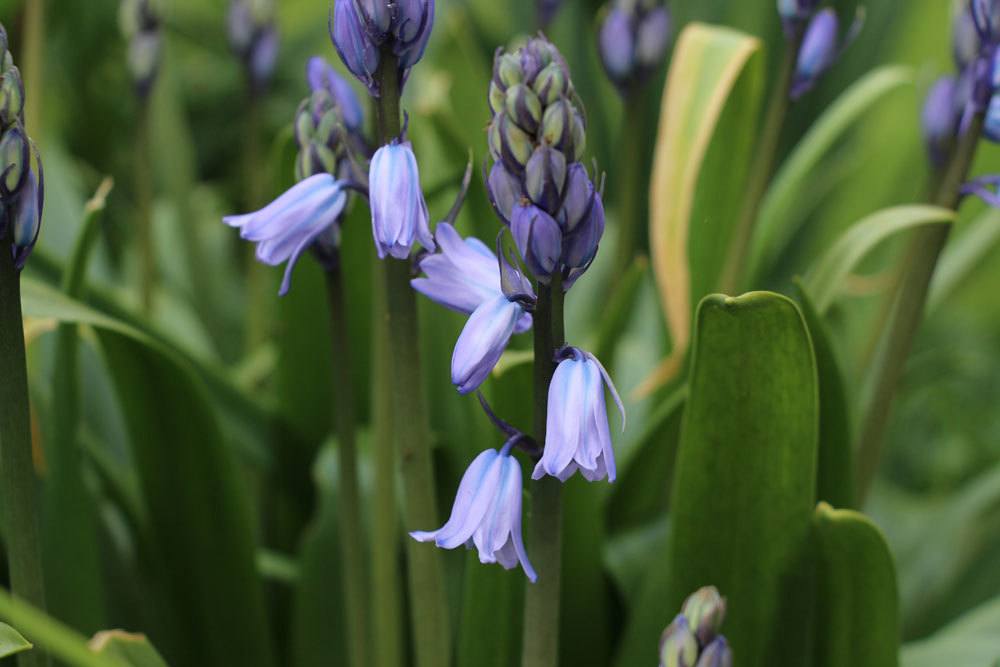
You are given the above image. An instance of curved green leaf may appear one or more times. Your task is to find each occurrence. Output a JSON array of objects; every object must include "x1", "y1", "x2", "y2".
[
  {"x1": 747, "y1": 66, "x2": 913, "y2": 283},
  {"x1": 640, "y1": 23, "x2": 764, "y2": 395},
  {"x1": 928, "y1": 208, "x2": 1000, "y2": 311},
  {"x1": 617, "y1": 292, "x2": 818, "y2": 666},
  {"x1": 803, "y1": 205, "x2": 956, "y2": 314},
  {"x1": 813, "y1": 503, "x2": 900, "y2": 667},
  {"x1": 89, "y1": 631, "x2": 168, "y2": 667},
  {"x1": 0, "y1": 622, "x2": 32, "y2": 659},
  {"x1": 902, "y1": 596, "x2": 1000, "y2": 666}
]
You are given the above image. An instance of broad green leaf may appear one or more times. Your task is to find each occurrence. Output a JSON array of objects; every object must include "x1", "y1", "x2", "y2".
[
  {"x1": 42, "y1": 178, "x2": 112, "y2": 632},
  {"x1": 457, "y1": 552, "x2": 523, "y2": 667},
  {"x1": 803, "y1": 205, "x2": 957, "y2": 314},
  {"x1": 0, "y1": 622, "x2": 32, "y2": 659},
  {"x1": 640, "y1": 23, "x2": 764, "y2": 395},
  {"x1": 604, "y1": 519, "x2": 670, "y2": 607},
  {"x1": 902, "y1": 596, "x2": 1000, "y2": 667},
  {"x1": 619, "y1": 292, "x2": 819, "y2": 666},
  {"x1": 0, "y1": 588, "x2": 124, "y2": 667},
  {"x1": 96, "y1": 332, "x2": 275, "y2": 667},
  {"x1": 928, "y1": 208, "x2": 1000, "y2": 312},
  {"x1": 88, "y1": 631, "x2": 168, "y2": 667},
  {"x1": 796, "y1": 282, "x2": 855, "y2": 508},
  {"x1": 813, "y1": 503, "x2": 900, "y2": 667},
  {"x1": 747, "y1": 66, "x2": 913, "y2": 284}
]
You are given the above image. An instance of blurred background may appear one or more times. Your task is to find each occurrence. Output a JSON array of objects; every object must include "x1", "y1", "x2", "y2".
[{"x1": 1, "y1": 0, "x2": 998, "y2": 665}]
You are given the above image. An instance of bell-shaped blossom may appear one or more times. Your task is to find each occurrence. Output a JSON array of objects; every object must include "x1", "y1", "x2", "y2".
[
  {"x1": 369, "y1": 141, "x2": 434, "y2": 259},
  {"x1": 451, "y1": 295, "x2": 528, "y2": 394},
  {"x1": 410, "y1": 443, "x2": 536, "y2": 581},
  {"x1": 534, "y1": 347, "x2": 625, "y2": 483},
  {"x1": 224, "y1": 173, "x2": 347, "y2": 295},
  {"x1": 412, "y1": 222, "x2": 532, "y2": 331}
]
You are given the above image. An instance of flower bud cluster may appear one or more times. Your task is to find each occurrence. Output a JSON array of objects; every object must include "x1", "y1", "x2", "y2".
[
  {"x1": 486, "y1": 37, "x2": 604, "y2": 288},
  {"x1": 228, "y1": 0, "x2": 279, "y2": 92},
  {"x1": 598, "y1": 0, "x2": 671, "y2": 93},
  {"x1": 295, "y1": 57, "x2": 366, "y2": 183},
  {"x1": 0, "y1": 24, "x2": 42, "y2": 271},
  {"x1": 119, "y1": 0, "x2": 162, "y2": 100},
  {"x1": 659, "y1": 587, "x2": 732, "y2": 667}
]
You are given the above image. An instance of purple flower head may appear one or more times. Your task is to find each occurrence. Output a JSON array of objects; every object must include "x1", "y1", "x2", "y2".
[
  {"x1": 227, "y1": 0, "x2": 279, "y2": 92},
  {"x1": 8, "y1": 143, "x2": 42, "y2": 271},
  {"x1": 412, "y1": 221, "x2": 532, "y2": 332},
  {"x1": 223, "y1": 173, "x2": 348, "y2": 295},
  {"x1": 694, "y1": 638, "x2": 732, "y2": 667},
  {"x1": 369, "y1": 140, "x2": 434, "y2": 259},
  {"x1": 306, "y1": 56, "x2": 364, "y2": 130},
  {"x1": 598, "y1": 0, "x2": 671, "y2": 93},
  {"x1": 533, "y1": 347, "x2": 625, "y2": 483},
  {"x1": 923, "y1": 76, "x2": 961, "y2": 167},
  {"x1": 658, "y1": 615, "x2": 698, "y2": 667},
  {"x1": 410, "y1": 442, "x2": 536, "y2": 582},
  {"x1": 511, "y1": 203, "x2": 562, "y2": 282},
  {"x1": 330, "y1": 0, "x2": 434, "y2": 97}
]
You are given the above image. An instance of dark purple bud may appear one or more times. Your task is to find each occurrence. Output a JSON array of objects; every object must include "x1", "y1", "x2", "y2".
[
  {"x1": 537, "y1": 0, "x2": 564, "y2": 28},
  {"x1": 525, "y1": 145, "x2": 567, "y2": 214},
  {"x1": 331, "y1": 0, "x2": 381, "y2": 95},
  {"x1": 562, "y1": 189, "x2": 604, "y2": 270},
  {"x1": 249, "y1": 26, "x2": 279, "y2": 88},
  {"x1": 541, "y1": 99, "x2": 585, "y2": 161},
  {"x1": 306, "y1": 56, "x2": 364, "y2": 130},
  {"x1": 0, "y1": 123, "x2": 29, "y2": 198},
  {"x1": 560, "y1": 163, "x2": 594, "y2": 231},
  {"x1": 791, "y1": 9, "x2": 839, "y2": 99},
  {"x1": 505, "y1": 83, "x2": 543, "y2": 134},
  {"x1": 923, "y1": 76, "x2": 960, "y2": 166},
  {"x1": 635, "y1": 7, "x2": 671, "y2": 70},
  {"x1": 511, "y1": 203, "x2": 562, "y2": 281},
  {"x1": 680, "y1": 586, "x2": 727, "y2": 646},
  {"x1": 599, "y1": 1, "x2": 670, "y2": 92},
  {"x1": 10, "y1": 145, "x2": 42, "y2": 271},
  {"x1": 985, "y1": 93, "x2": 1000, "y2": 142},
  {"x1": 392, "y1": 0, "x2": 435, "y2": 69},
  {"x1": 598, "y1": 9, "x2": 635, "y2": 83},
  {"x1": 694, "y1": 637, "x2": 732, "y2": 667},
  {"x1": 496, "y1": 114, "x2": 534, "y2": 170},
  {"x1": 487, "y1": 162, "x2": 524, "y2": 224}
]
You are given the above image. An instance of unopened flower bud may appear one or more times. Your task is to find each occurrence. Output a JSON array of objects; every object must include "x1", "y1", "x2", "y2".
[
  {"x1": 598, "y1": 0, "x2": 670, "y2": 92},
  {"x1": 0, "y1": 65, "x2": 24, "y2": 127},
  {"x1": 537, "y1": 0, "x2": 564, "y2": 28},
  {"x1": 511, "y1": 203, "x2": 561, "y2": 281},
  {"x1": 9, "y1": 145, "x2": 42, "y2": 271},
  {"x1": 0, "y1": 124, "x2": 28, "y2": 197},
  {"x1": 496, "y1": 114, "x2": 534, "y2": 170},
  {"x1": 562, "y1": 189, "x2": 603, "y2": 271},
  {"x1": 922, "y1": 76, "x2": 960, "y2": 166},
  {"x1": 658, "y1": 615, "x2": 698, "y2": 667},
  {"x1": 525, "y1": 145, "x2": 567, "y2": 214},
  {"x1": 680, "y1": 586, "x2": 727, "y2": 646},
  {"x1": 635, "y1": 7, "x2": 671, "y2": 69},
  {"x1": 791, "y1": 8, "x2": 839, "y2": 99},
  {"x1": 694, "y1": 637, "x2": 732, "y2": 667},
  {"x1": 487, "y1": 162, "x2": 524, "y2": 224},
  {"x1": 505, "y1": 83, "x2": 543, "y2": 134},
  {"x1": 541, "y1": 100, "x2": 584, "y2": 161},
  {"x1": 953, "y1": 7, "x2": 981, "y2": 69},
  {"x1": 533, "y1": 62, "x2": 568, "y2": 105}
]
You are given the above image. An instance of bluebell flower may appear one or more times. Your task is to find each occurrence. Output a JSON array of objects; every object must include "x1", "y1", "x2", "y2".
[
  {"x1": 791, "y1": 8, "x2": 864, "y2": 100},
  {"x1": 306, "y1": 56, "x2": 364, "y2": 131},
  {"x1": 923, "y1": 76, "x2": 961, "y2": 166},
  {"x1": 598, "y1": 0, "x2": 671, "y2": 93},
  {"x1": 511, "y1": 203, "x2": 562, "y2": 282},
  {"x1": 9, "y1": 147, "x2": 42, "y2": 271},
  {"x1": 410, "y1": 440, "x2": 537, "y2": 582},
  {"x1": 533, "y1": 347, "x2": 625, "y2": 483},
  {"x1": 369, "y1": 141, "x2": 433, "y2": 259},
  {"x1": 228, "y1": 0, "x2": 279, "y2": 92},
  {"x1": 412, "y1": 222, "x2": 532, "y2": 330},
  {"x1": 330, "y1": 0, "x2": 434, "y2": 97},
  {"x1": 223, "y1": 173, "x2": 348, "y2": 295}
]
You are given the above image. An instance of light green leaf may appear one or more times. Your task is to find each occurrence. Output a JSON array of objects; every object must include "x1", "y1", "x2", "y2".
[
  {"x1": 639, "y1": 23, "x2": 764, "y2": 395},
  {"x1": 89, "y1": 631, "x2": 168, "y2": 667},
  {"x1": 903, "y1": 597, "x2": 1000, "y2": 667},
  {"x1": 0, "y1": 622, "x2": 32, "y2": 659},
  {"x1": 803, "y1": 205, "x2": 956, "y2": 314},
  {"x1": 813, "y1": 503, "x2": 900, "y2": 667},
  {"x1": 928, "y1": 208, "x2": 1000, "y2": 311},
  {"x1": 616, "y1": 292, "x2": 818, "y2": 666},
  {"x1": 747, "y1": 66, "x2": 913, "y2": 283}
]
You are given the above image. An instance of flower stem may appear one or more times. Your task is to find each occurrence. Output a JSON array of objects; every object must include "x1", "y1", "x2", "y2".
[
  {"x1": 0, "y1": 240, "x2": 49, "y2": 667},
  {"x1": 718, "y1": 32, "x2": 801, "y2": 294},
  {"x1": 612, "y1": 90, "x2": 648, "y2": 279},
  {"x1": 324, "y1": 265, "x2": 371, "y2": 667},
  {"x1": 370, "y1": 261, "x2": 404, "y2": 667},
  {"x1": 374, "y1": 54, "x2": 451, "y2": 667},
  {"x1": 136, "y1": 101, "x2": 155, "y2": 314},
  {"x1": 855, "y1": 114, "x2": 984, "y2": 500},
  {"x1": 521, "y1": 275, "x2": 565, "y2": 667}
]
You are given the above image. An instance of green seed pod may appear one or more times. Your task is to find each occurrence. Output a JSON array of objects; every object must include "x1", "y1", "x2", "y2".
[{"x1": 505, "y1": 83, "x2": 542, "y2": 134}]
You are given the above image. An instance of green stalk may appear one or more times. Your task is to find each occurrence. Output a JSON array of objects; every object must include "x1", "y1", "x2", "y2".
[
  {"x1": 0, "y1": 237, "x2": 48, "y2": 667},
  {"x1": 370, "y1": 261, "x2": 403, "y2": 667},
  {"x1": 374, "y1": 54, "x2": 450, "y2": 667},
  {"x1": 323, "y1": 265, "x2": 370, "y2": 667},
  {"x1": 136, "y1": 102, "x2": 155, "y2": 314},
  {"x1": 521, "y1": 275, "x2": 565, "y2": 667},
  {"x1": 855, "y1": 115, "x2": 984, "y2": 500},
  {"x1": 21, "y1": 0, "x2": 45, "y2": 138},
  {"x1": 612, "y1": 90, "x2": 648, "y2": 278},
  {"x1": 718, "y1": 31, "x2": 802, "y2": 294}
]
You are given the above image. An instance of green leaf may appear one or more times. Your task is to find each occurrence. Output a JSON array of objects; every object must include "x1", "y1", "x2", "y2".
[
  {"x1": 631, "y1": 292, "x2": 818, "y2": 665},
  {"x1": 0, "y1": 622, "x2": 32, "y2": 659},
  {"x1": 796, "y1": 282, "x2": 855, "y2": 508},
  {"x1": 803, "y1": 205, "x2": 957, "y2": 314},
  {"x1": 902, "y1": 596, "x2": 1000, "y2": 667},
  {"x1": 813, "y1": 503, "x2": 900, "y2": 667},
  {"x1": 88, "y1": 631, "x2": 168, "y2": 667},
  {"x1": 747, "y1": 66, "x2": 913, "y2": 283},
  {"x1": 928, "y1": 208, "x2": 1000, "y2": 312},
  {"x1": 640, "y1": 23, "x2": 764, "y2": 395},
  {"x1": 95, "y1": 330, "x2": 275, "y2": 667}
]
